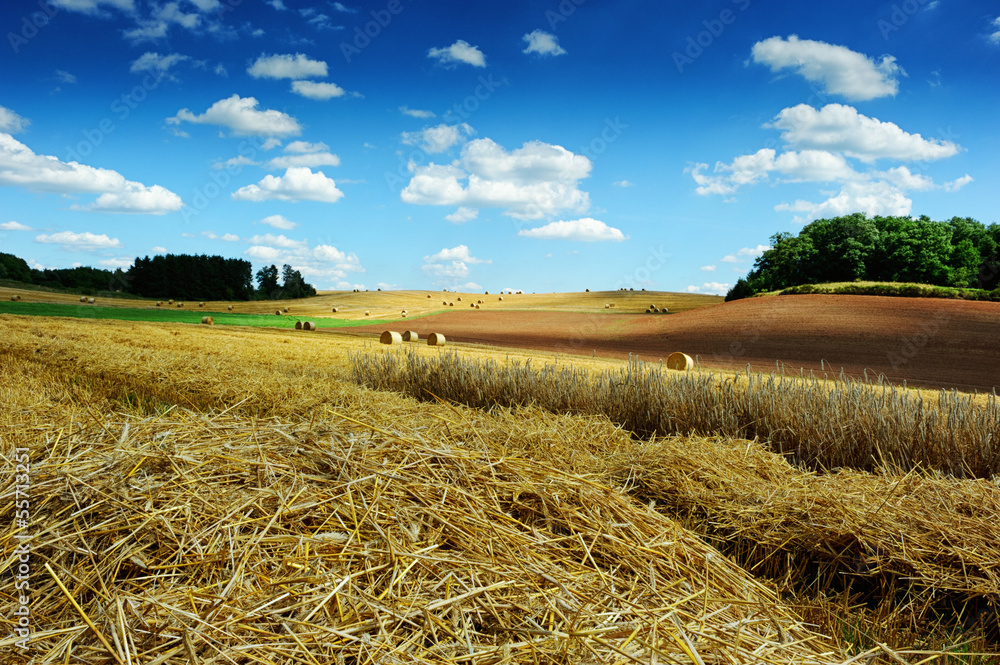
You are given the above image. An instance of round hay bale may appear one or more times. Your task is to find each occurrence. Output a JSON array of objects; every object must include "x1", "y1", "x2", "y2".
[
  {"x1": 427, "y1": 332, "x2": 445, "y2": 346},
  {"x1": 650, "y1": 304, "x2": 656, "y2": 309},
  {"x1": 475, "y1": 304, "x2": 480, "y2": 309},
  {"x1": 199, "y1": 302, "x2": 205, "y2": 307},
  {"x1": 645, "y1": 308, "x2": 651, "y2": 314},
  {"x1": 402, "y1": 330, "x2": 419, "y2": 342},
  {"x1": 11, "y1": 295, "x2": 20, "y2": 301},
  {"x1": 380, "y1": 330, "x2": 402, "y2": 345},
  {"x1": 283, "y1": 307, "x2": 289, "y2": 313},
  {"x1": 653, "y1": 308, "x2": 660, "y2": 313},
  {"x1": 661, "y1": 307, "x2": 669, "y2": 313},
  {"x1": 448, "y1": 302, "x2": 454, "y2": 306},
  {"x1": 79, "y1": 296, "x2": 87, "y2": 302},
  {"x1": 605, "y1": 304, "x2": 610, "y2": 309},
  {"x1": 88, "y1": 298, "x2": 96, "y2": 304},
  {"x1": 427, "y1": 294, "x2": 431, "y2": 298},
  {"x1": 201, "y1": 316, "x2": 214, "y2": 325},
  {"x1": 498, "y1": 296, "x2": 503, "y2": 301},
  {"x1": 470, "y1": 303, "x2": 475, "y2": 308},
  {"x1": 295, "y1": 321, "x2": 303, "y2": 330},
  {"x1": 228, "y1": 305, "x2": 233, "y2": 311},
  {"x1": 484, "y1": 290, "x2": 489, "y2": 294},
  {"x1": 365, "y1": 310, "x2": 370, "y2": 316},
  {"x1": 156, "y1": 301, "x2": 162, "y2": 306},
  {"x1": 176, "y1": 302, "x2": 183, "y2": 307},
  {"x1": 332, "y1": 307, "x2": 339, "y2": 313},
  {"x1": 666, "y1": 352, "x2": 694, "y2": 371},
  {"x1": 168, "y1": 299, "x2": 174, "y2": 305},
  {"x1": 275, "y1": 310, "x2": 282, "y2": 315},
  {"x1": 303, "y1": 321, "x2": 316, "y2": 331},
  {"x1": 457, "y1": 297, "x2": 462, "y2": 301},
  {"x1": 442, "y1": 301, "x2": 448, "y2": 305},
  {"x1": 401, "y1": 312, "x2": 408, "y2": 318}
]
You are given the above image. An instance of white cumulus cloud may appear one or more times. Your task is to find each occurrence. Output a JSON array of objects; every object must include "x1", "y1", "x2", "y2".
[
  {"x1": 751, "y1": 35, "x2": 902, "y2": 101},
  {"x1": 167, "y1": 94, "x2": 302, "y2": 137},
  {"x1": 428, "y1": 40, "x2": 486, "y2": 67},
  {"x1": 248, "y1": 53, "x2": 328, "y2": 79},
  {"x1": 291, "y1": 80, "x2": 347, "y2": 100},
  {"x1": 258, "y1": 214, "x2": 297, "y2": 230},
  {"x1": 770, "y1": 104, "x2": 960, "y2": 163},
  {"x1": 401, "y1": 123, "x2": 473, "y2": 153},
  {"x1": 517, "y1": 218, "x2": 627, "y2": 242},
  {"x1": 245, "y1": 239, "x2": 364, "y2": 287},
  {"x1": 402, "y1": 138, "x2": 592, "y2": 219},
  {"x1": 232, "y1": 166, "x2": 344, "y2": 203},
  {"x1": 1, "y1": 221, "x2": 33, "y2": 231},
  {"x1": 400, "y1": 106, "x2": 435, "y2": 118},
  {"x1": 35, "y1": 230, "x2": 122, "y2": 251},
  {"x1": 775, "y1": 181, "x2": 913, "y2": 224},
  {"x1": 0, "y1": 132, "x2": 181, "y2": 214},
  {"x1": 522, "y1": 29, "x2": 566, "y2": 56},
  {"x1": 445, "y1": 207, "x2": 478, "y2": 223},
  {"x1": 686, "y1": 283, "x2": 730, "y2": 296},
  {"x1": 421, "y1": 244, "x2": 490, "y2": 283},
  {"x1": 130, "y1": 52, "x2": 189, "y2": 74},
  {"x1": 0, "y1": 106, "x2": 30, "y2": 134}
]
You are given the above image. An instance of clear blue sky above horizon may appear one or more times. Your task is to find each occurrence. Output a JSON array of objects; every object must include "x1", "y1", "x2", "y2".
[{"x1": 1, "y1": 0, "x2": 997, "y2": 294}]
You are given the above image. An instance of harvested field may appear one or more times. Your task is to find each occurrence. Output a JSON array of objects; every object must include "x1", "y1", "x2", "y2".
[{"x1": 341, "y1": 294, "x2": 1000, "y2": 392}]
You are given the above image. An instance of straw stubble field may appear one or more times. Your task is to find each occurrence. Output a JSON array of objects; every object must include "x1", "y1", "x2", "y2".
[{"x1": 1, "y1": 315, "x2": 998, "y2": 664}]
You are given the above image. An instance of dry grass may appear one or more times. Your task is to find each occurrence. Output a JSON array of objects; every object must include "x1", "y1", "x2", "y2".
[
  {"x1": 349, "y1": 350, "x2": 1000, "y2": 478},
  {"x1": 0, "y1": 316, "x2": 852, "y2": 664}
]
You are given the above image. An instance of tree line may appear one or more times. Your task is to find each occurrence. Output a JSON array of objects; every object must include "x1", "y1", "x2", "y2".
[
  {"x1": 1, "y1": 251, "x2": 317, "y2": 301},
  {"x1": 727, "y1": 214, "x2": 1000, "y2": 301}
]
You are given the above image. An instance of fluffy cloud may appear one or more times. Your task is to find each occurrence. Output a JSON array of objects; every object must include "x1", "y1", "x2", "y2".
[
  {"x1": 944, "y1": 174, "x2": 973, "y2": 192},
  {"x1": 50, "y1": 0, "x2": 134, "y2": 13},
  {"x1": 130, "y1": 52, "x2": 189, "y2": 74},
  {"x1": 445, "y1": 207, "x2": 478, "y2": 223},
  {"x1": 266, "y1": 152, "x2": 340, "y2": 170},
  {"x1": 0, "y1": 132, "x2": 182, "y2": 214},
  {"x1": 402, "y1": 138, "x2": 592, "y2": 219},
  {"x1": 689, "y1": 148, "x2": 858, "y2": 195},
  {"x1": 212, "y1": 155, "x2": 259, "y2": 170},
  {"x1": 400, "y1": 106, "x2": 435, "y2": 118},
  {"x1": 428, "y1": 40, "x2": 486, "y2": 67},
  {"x1": 721, "y1": 245, "x2": 771, "y2": 263},
  {"x1": 401, "y1": 123, "x2": 473, "y2": 153},
  {"x1": 517, "y1": 218, "x2": 627, "y2": 242},
  {"x1": 258, "y1": 214, "x2": 297, "y2": 230},
  {"x1": 700, "y1": 265, "x2": 716, "y2": 271},
  {"x1": 751, "y1": 35, "x2": 901, "y2": 101},
  {"x1": 522, "y1": 30, "x2": 567, "y2": 56},
  {"x1": 612, "y1": 180, "x2": 633, "y2": 187},
  {"x1": 770, "y1": 104, "x2": 960, "y2": 163},
  {"x1": 232, "y1": 167, "x2": 344, "y2": 203},
  {"x1": 248, "y1": 53, "x2": 328, "y2": 79},
  {"x1": 421, "y1": 245, "x2": 490, "y2": 282},
  {"x1": 0, "y1": 106, "x2": 29, "y2": 134},
  {"x1": 35, "y1": 230, "x2": 122, "y2": 251},
  {"x1": 244, "y1": 238, "x2": 364, "y2": 287},
  {"x1": 291, "y1": 80, "x2": 347, "y2": 100},
  {"x1": 167, "y1": 95, "x2": 301, "y2": 137},
  {"x1": 775, "y1": 181, "x2": 913, "y2": 224},
  {"x1": 686, "y1": 282, "x2": 730, "y2": 296},
  {"x1": 0, "y1": 221, "x2": 33, "y2": 231},
  {"x1": 989, "y1": 16, "x2": 1000, "y2": 45}
]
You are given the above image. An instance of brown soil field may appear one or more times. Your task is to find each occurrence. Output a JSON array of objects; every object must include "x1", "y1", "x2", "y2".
[{"x1": 342, "y1": 294, "x2": 1000, "y2": 392}]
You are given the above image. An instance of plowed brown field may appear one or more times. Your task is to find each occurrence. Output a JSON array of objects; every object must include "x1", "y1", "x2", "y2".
[{"x1": 341, "y1": 294, "x2": 1000, "y2": 392}]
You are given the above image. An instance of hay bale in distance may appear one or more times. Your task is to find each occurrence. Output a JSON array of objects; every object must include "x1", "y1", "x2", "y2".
[
  {"x1": 457, "y1": 297, "x2": 462, "y2": 301},
  {"x1": 168, "y1": 299, "x2": 174, "y2": 305},
  {"x1": 79, "y1": 296, "x2": 87, "y2": 303},
  {"x1": 402, "y1": 330, "x2": 418, "y2": 342},
  {"x1": 201, "y1": 316, "x2": 214, "y2": 325},
  {"x1": 295, "y1": 321, "x2": 303, "y2": 330},
  {"x1": 448, "y1": 302, "x2": 454, "y2": 306},
  {"x1": 380, "y1": 330, "x2": 402, "y2": 345},
  {"x1": 470, "y1": 303, "x2": 475, "y2": 308},
  {"x1": 303, "y1": 321, "x2": 316, "y2": 331},
  {"x1": 156, "y1": 301, "x2": 162, "y2": 307},
  {"x1": 176, "y1": 302, "x2": 183, "y2": 307},
  {"x1": 228, "y1": 305, "x2": 233, "y2": 311},
  {"x1": 442, "y1": 301, "x2": 448, "y2": 306},
  {"x1": 275, "y1": 310, "x2": 282, "y2": 315},
  {"x1": 88, "y1": 298, "x2": 96, "y2": 304},
  {"x1": 11, "y1": 295, "x2": 20, "y2": 301},
  {"x1": 332, "y1": 307, "x2": 339, "y2": 313},
  {"x1": 426, "y1": 294, "x2": 431, "y2": 298},
  {"x1": 498, "y1": 296, "x2": 503, "y2": 301},
  {"x1": 475, "y1": 304, "x2": 480, "y2": 309},
  {"x1": 666, "y1": 352, "x2": 694, "y2": 371},
  {"x1": 428, "y1": 332, "x2": 445, "y2": 346},
  {"x1": 646, "y1": 308, "x2": 652, "y2": 314},
  {"x1": 199, "y1": 302, "x2": 205, "y2": 307},
  {"x1": 365, "y1": 310, "x2": 371, "y2": 316},
  {"x1": 605, "y1": 304, "x2": 610, "y2": 309},
  {"x1": 283, "y1": 307, "x2": 289, "y2": 313},
  {"x1": 586, "y1": 288, "x2": 590, "y2": 292}
]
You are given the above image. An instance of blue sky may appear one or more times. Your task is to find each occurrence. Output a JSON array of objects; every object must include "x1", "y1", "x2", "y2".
[{"x1": 1, "y1": 0, "x2": 997, "y2": 294}]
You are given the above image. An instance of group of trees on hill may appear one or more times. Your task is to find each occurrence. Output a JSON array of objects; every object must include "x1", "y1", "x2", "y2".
[
  {"x1": 727, "y1": 214, "x2": 1000, "y2": 301},
  {"x1": 1, "y1": 251, "x2": 318, "y2": 302}
]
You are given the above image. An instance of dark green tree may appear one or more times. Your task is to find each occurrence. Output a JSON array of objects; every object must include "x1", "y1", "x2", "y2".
[{"x1": 256, "y1": 264, "x2": 280, "y2": 297}]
